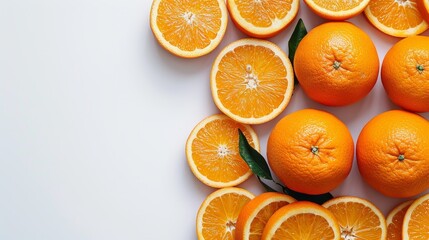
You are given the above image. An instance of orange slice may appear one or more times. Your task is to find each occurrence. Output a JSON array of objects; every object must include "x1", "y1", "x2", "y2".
[
  {"x1": 196, "y1": 187, "x2": 254, "y2": 240},
  {"x1": 226, "y1": 0, "x2": 299, "y2": 38},
  {"x1": 261, "y1": 201, "x2": 341, "y2": 239},
  {"x1": 304, "y1": 0, "x2": 370, "y2": 20},
  {"x1": 417, "y1": 0, "x2": 429, "y2": 23},
  {"x1": 186, "y1": 114, "x2": 259, "y2": 188},
  {"x1": 403, "y1": 193, "x2": 429, "y2": 239},
  {"x1": 235, "y1": 192, "x2": 296, "y2": 240},
  {"x1": 150, "y1": 0, "x2": 227, "y2": 58},
  {"x1": 210, "y1": 38, "x2": 294, "y2": 125},
  {"x1": 322, "y1": 196, "x2": 387, "y2": 240},
  {"x1": 386, "y1": 200, "x2": 413, "y2": 240},
  {"x1": 364, "y1": 0, "x2": 429, "y2": 37}
]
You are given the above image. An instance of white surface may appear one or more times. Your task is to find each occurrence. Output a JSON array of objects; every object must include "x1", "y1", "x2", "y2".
[{"x1": 1, "y1": 0, "x2": 428, "y2": 239}]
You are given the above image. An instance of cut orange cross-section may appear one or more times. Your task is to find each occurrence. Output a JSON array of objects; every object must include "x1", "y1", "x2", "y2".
[
  {"x1": 261, "y1": 201, "x2": 341, "y2": 240},
  {"x1": 211, "y1": 38, "x2": 294, "y2": 125},
  {"x1": 364, "y1": 0, "x2": 429, "y2": 37},
  {"x1": 186, "y1": 114, "x2": 259, "y2": 188},
  {"x1": 196, "y1": 187, "x2": 254, "y2": 240},
  {"x1": 322, "y1": 196, "x2": 387, "y2": 240},
  {"x1": 403, "y1": 193, "x2": 429, "y2": 239},
  {"x1": 417, "y1": 0, "x2": 429, "y2": 23},
  {"x1": 235, "y1": 192, "x2": 296, "y2": 240},
  {"x1": 304, "y1": 0, "x2": 370, "y2": 20},
  {"x1": 226, "y1": 0, "x2": 299, "y2": 38},
  {"x1": 150, "y1": 0, "x2": 227, "y2": 58},
  {"x1": 387, "y1": 200, "x2": 413, "y2": 240}
]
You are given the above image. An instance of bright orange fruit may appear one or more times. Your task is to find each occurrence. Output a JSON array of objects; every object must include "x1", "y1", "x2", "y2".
[
  {"x1": 357, "y1": 110, "x2": 429, "y2": 198},
  {"x1": 403, "y1": 193, "x2": 429, "y2": 239},
  {"x1": 186, "y1": 114, "x2": 259, "y2": 188},
  {"x1": 211, "y1": 38, "x2": 294, "y2": 124},
  {"x1": 304, "y1": 0, "x2": 370, "y2": 20},
  {"x1": 267, "y1": 109, "x2": 354, "y2": 195},
  {"x1": 150, "y1": 0, "x2": 227, "y2": 58},
  {"x1": 196, "y1": 187, "x2": 254, "y2": 240},
  {"x1": 386, "y1": 200, "x2": 413, "y2": 240},
  {"x1": 417, "y1": 0, "x2": 429, "y2": 23}
]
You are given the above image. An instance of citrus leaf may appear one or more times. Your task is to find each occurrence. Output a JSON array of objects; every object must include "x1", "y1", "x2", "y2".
[
  {"x1": 238, "y1": 129, "x2": 272, "y2": 180},
  {"x1": 283, "y1": 188, "x2": 334, "y2": 205},
  {"x1": 288, "y1": 18, "x2": 307, "y2": 85}
]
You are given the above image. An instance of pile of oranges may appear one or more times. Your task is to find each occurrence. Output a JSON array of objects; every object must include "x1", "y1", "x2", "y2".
[{"x1": 150, "y1": 0, "x2": 429, "y2": 239}]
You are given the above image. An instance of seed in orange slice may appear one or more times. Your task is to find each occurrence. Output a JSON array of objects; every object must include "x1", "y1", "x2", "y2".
[
  {"x1": 186, "y1": 114, "x2": 259, "y2": 188},
  {"x1": 150, "y1": 0, "x2": 227, "y2": 58},
  {"x1": 304, "y1": 0, "x2": 370, "y2": 20},
  {"x1": 235, "y1": 192, "x2": 296, "y2": 240},
  {"x1": 197, "y1": 187, "x2": 254, "y2": 240},
  {"x1": 261, "y1": 201, "x2": 341, "y2": 240},
  {"x1": 211, "y1": 38, "x2": 294, "y2": 125},
  {"x1": 322, "y1": 196, "x2": 387, "y2": 240},
  {"x1": 417, "y1": 0, "x2": 429, "y2": 23},
  {"x1": 403, "y1": 193, "x2": 429, "y2": 239},
  {"x1": 226, "y1": 0, "x2": 299, "y2": 38},
  {"x1": 386, "y1": 200, "x2": 413, "y2": 240},
  {"x1": 364, "y1": 0, "x2": 429, "y2": 37}
]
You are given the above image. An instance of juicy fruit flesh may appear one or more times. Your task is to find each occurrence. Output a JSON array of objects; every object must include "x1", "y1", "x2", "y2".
[
  {"x1": 192, "y1": 118, "x2": 255, "y2": 183},
  {"x1": 387, "y1": 202, "x2": 411, "y2": 240},
  {"x1": 312, "y1": 0, "x2": 362, "y2": 11},
  {"x1": 407, "y1": 199, "x2": 429, "y2": 238},
  {"x1": 271, "y1": 213, "x2": 336, "y2": 239},
  {"x1": 215, "y1": 45, "x2": 289, "y2": 119},
  {"x1": 368, "y1": 0, "x2": 424, "y2": 30},
  {"x1": 248, "y1": 201, "x2": 290, "y2": 239},
  {"x1": 327, "y1": 202, "x2": 384, "y2": 239},
  {"x1": 201, "y1": 192, "x2": 252, "y2": 239},
  {"x1": 156, "y1": 0, "x2": 222, "y2": 51},
  {"x1": 235, "y1": 0, "x2": 292, "y2": 27}
]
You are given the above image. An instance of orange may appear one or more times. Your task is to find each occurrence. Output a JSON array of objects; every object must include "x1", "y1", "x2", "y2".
[
  {"x1": 261, "y1": 201, "x2": 341, "y2": 240},
  {"x1": 322, "y1": 196, "x2": 387, "y2": 240},
  {"x1": 235, "y1": 192, "x2": 296, "y2": 240},
  {"x1": 381, "y1": 36, "x2": 429, "y2": 112},
  {"x1": 364, "y1": 0, "x2": 429, "y2": 37},
  {"x1": 211, "y1": 38, "x2": 294, "y2": 124},
  {"x1": 293, "y1": 22, "x2": 379, "y2": 106},
  {"x1": 357, "y1": 110, "x2": 429, "y2": 198},
  {"x1": 303, "y1": 0, "x2": 370, "y2": 20},
  {"x1": 196, "y1": 187, "x2": 254, "y2": 240},
  {"x1": 417, "y1": 0, "x2": 429, "y2": 23},
  {"x1": 186, "y1": 114, "x2": 259, "y2": 188},
  {"x1": 226, "y1": 0, "x2": 299, "y2": 38},
  {"x1": 150, "y1": 0, "x2": 227, "y2": 58},
  {"x1": 267, "y1": 109, "x2": 354, "y2": 195},
  {"x1": 403, "y1": 193, "x2": 429, "y2": 239},
  {"x1": 386, "y1": 200, "x2": 413, "y2": 240}
]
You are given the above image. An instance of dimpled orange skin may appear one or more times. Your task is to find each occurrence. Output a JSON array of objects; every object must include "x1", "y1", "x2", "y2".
[
  {"x1": 357, "y1": 110, "x2": 429, "y2": 198},
  {"x1": 294, "y1": 22, "x2": 379, "y2": 106},
  {"x1": 381, "y1": 36, "x2": 429, "y2": 113},
  {"x1": 267, "y1": 109, "x2": 354, "y2": 195}
]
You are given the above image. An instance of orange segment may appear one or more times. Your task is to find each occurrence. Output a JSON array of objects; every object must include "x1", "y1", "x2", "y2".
[
  {"x1": 387, "y1": 200, "x2": 413, "y2": 240},
  {"x1": 150, "y1": 0, "x2": 227, "y2": 58},
  {"x1": 364, "y1": 0, "x2": 429, "y2": 37},
  {"x1": 197, "y1": 187, "x2": 254, "y2": 240},
  {"x1": 211, "y1": 38, "x2": 294, "y2": 125},
  {"x1": 186, "y1": 114, "x2": 259, "y2": 188},
  {"x1": 235, "y1": 192, "x2": 296, "y2": 240},
  {"x1": 261, "y1": 201, "x2": 341, "y2": 240},
  {"x1": 304, "y1": 0, "x2": 370, "y2": 20},
  {"x1": 226, "y1": 0, "x2": 299, "y2": 38},
  {"x1": 322, "y1": 196, "x2": 387, "y2": 240},
  {"x1": 403, "y1": 193, "x2": 429, "y2": 239}
]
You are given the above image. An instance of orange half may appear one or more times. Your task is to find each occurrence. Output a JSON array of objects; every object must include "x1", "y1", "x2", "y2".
[
  {"x1": 403, "y1": 193, "x2": 429, "y2": 239},
  {"x1": 304, "y1": 0, "x2": 370, "y2": 20},
  {"x1": 387, "y1": 200, "x2": 413, "y2": 240},
  {"x1": 364, "y1": 0, "x2": 429, "y2": 37},
  {"x1": 211, "y1": 38, "x2": 294, "y2": 125},
  {"x1": 150, "y1": 0, "x2": 227, "y2": 58}
]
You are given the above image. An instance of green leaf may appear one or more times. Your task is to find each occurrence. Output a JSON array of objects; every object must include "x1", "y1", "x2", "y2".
[
  {"x1": 288, "y1": 18, "x2": 307, "y2": 85},
  {"x1": 238, "y1": 129, "x2": 272, "y2": 180},
  {"x1": 283, "y1": 188, "x2": 334, "y2": 205}
]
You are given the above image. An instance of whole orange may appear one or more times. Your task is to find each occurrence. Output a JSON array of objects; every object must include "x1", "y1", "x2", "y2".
[
  {"x1": 267, "y1": 109, "x2": 354, "y2": 195},
  {"x1": 294, "y1": 22, "x2": 379, "y2": 106},
  {"x1": 357, "y1": 110, "x2": 429, "y2": 198},
  {"x1": 381, "y1": 36, "x2": 429, "y2": 113}
]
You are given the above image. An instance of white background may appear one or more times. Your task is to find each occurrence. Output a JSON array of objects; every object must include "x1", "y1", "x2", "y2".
[{"x1": 1, "y1": 0, "x2": 428, "y2": 239}]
